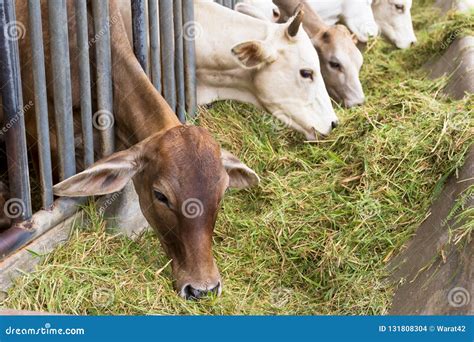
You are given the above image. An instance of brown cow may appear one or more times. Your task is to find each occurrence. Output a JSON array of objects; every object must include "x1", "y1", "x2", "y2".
[{"x1": 0, "y1": 0, "x2": 259, "y2": 299}]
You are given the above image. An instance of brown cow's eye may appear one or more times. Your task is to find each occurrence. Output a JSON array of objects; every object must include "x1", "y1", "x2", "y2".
[
  {"x1": 299, "y1": 69, "x2": 314, "y2": 81},
  {"x1": 154, "y1": 190, "x2": 169, "y2": 207},
  {"x1": 395, "y1": 4, "x2": 404, "y2": 12},
  {"x1": 329, "y1": 61, "x2": 341, "y2": 70}
]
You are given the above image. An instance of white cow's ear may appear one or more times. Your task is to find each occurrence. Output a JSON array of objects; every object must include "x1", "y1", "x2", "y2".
[
  {"x1": 53, "y1": 146, "x2": 143, "y2": 197},
  {"x1": 231, "y1": 40, "x2": 277, "y2": 69},
  {"x1": 221, "y1": 149, "x2": 260, "y2": 189}
]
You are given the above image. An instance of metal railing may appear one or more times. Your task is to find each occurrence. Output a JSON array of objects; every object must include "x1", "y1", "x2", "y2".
[
  {"x1": 0, "y1": 0, "x2": 198, "y2": 259},
  {"x1": 215, "y1": 0, "x2": 239, "y2": 8}
]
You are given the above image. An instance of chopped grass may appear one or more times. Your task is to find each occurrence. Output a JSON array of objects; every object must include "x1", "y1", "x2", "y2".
[{"x1": 2, "y1": 3, "x2": 473, "y2": 315}]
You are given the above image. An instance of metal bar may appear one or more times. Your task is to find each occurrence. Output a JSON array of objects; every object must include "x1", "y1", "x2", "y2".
[
  {"x1": 159, "y1": 0, "x2": 176, "y2": 111},
  {"x1": 182, "y1": 0, "x2": 197, "y2": 117},
  {"x1": 27, "y1": 0, "x2": 53, "y2": 209},
  {"x1": 173, "y1": 0, "x2": 185, "y2": 122},
  {"x1": 148, "y1": 0, "x2": 161, "y2": 92},
  {"x1": 0, "y1": 0, "x2": 32, "y2": 222},
  {"x1": 92, "y1": 0, "x2": 115, "y2": 157},
  {"x1": 75, "y1": 0, "x2": 94, "y2": 168},
  {"x1": 0, "y1": 197, "x2": 86, "y2": 260},
  {"x1": 48, "y1": 0, "x2": 76, "y2": 180},
  {"x1": 223, "y1": 0, "x2": 232, "y2": 8},
  {"x1": 131, "y1": 0, "x2": 148, "y2": 73}
]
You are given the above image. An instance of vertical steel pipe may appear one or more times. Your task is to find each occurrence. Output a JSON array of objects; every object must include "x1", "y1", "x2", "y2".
[
  {"x1": 27, "y1": 0, "x2": 53, "y2": 209},
  {"x1": 0, "y1": 0, "x2": 32, "y2": 221},
  {"x1": 48, "y1": 0, "x2": 76, "y2": 180},
  {"x1": 223, "y1": 0, "x2": 233, "y2": 8},
  {"x1": 173, "y1": 0, "x2": 185, "y2": 122},
  {"x1": 92, "y1": 0, "x2": 115, "y2": 157},
  {"x1": 148, "y1": 0, "x2": 161, "y2": 92},
  {"x1": 182, "y1": 0, "x2": 197, "y2": 117},
  {"x1": 159, "y1": 0, "x2": 176, "y2": 111},
  {"x1": 131, "y1": 0, "x2": 148, "y2": 73},
  {"x1": 75, "y1": 0, "x2": 94, "y2": 168}
]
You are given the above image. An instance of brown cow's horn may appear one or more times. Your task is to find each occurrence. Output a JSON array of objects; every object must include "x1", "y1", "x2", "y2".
[{"x1": 287, "y1": 4, "x2": 304, "y2": 38}]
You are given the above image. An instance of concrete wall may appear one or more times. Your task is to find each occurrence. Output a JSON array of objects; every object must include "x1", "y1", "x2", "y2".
[{"x1": 389, "y1": 1, "x2": 473, "y2": 315}]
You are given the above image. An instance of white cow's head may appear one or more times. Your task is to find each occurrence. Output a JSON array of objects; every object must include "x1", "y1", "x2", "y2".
[
  {"x1": 231, "y1": 8, "x2": 338, "y2": 139},
  {"x1": 341, "y1": 0, "x2": 379, "y2": 43},
  {"x1": 372, "y1": 0, "x2": 416, "y2": 49},
  {"x1": 236, "y1": 0, "x2": 280, "y2": 22}
]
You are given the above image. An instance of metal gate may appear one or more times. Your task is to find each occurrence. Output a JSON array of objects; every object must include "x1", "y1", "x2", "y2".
[{"x1": 0, "y1": 0, "x2": 197, "y2": 260}]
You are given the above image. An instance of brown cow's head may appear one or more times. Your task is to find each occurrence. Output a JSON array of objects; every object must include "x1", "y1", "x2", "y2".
[
  {"x1": 313, "y1": 25, "x2": 365, "y2": 108},
  {"x1": 53, "y1": 126, "x2": 259, "y2": 299}
]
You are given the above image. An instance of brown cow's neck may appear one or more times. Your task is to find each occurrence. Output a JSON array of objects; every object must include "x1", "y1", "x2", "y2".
[
  {"x1": 274, "y1": 0, "x2": 327, "y2": 37},
  {"x1": 109, "y1": 1, "x2": 181, "y2": 146}
]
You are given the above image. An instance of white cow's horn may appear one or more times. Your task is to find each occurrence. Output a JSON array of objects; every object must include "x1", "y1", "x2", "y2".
[{"x1": 287, "y1": 4, "x2": 304, "y2": 38}]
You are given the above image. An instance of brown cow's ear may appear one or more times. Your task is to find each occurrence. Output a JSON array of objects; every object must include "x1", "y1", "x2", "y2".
[
  {"x1": 231, "y1": 40, "x2": 277, "y2": 69},
  {"x1": 53, "y1": 146, "x2": 143, "y2": 197},
  {"x1": 221, "y1": 149, "x2": 260, "y2": 189}
]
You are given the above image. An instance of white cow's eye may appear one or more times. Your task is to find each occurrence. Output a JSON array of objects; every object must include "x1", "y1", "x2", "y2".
[
  {"x1": 299, "y1": 69, "x2": 314, "y2": 81},
  {"x1": 395, "y1": 4, "x2": 405, "y2": 13},
  {"x1": 329, "y1": 61, "x2": 342, "y2": 70}
]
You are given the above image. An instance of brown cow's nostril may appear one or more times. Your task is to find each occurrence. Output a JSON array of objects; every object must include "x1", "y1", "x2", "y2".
[
  {"x1": 183, "y1": 282, "x2": 220, "y2": 300},
  {"x1": 184, "y1": 285, "x2": 203, "y2": 300}
]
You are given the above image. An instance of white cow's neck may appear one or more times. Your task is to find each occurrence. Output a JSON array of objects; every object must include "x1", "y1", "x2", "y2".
[
  {"x1": 196, "y1": 67, "x2": 262, "y2": 108},
  {"x1": 195, "y1": 2, "x2": 272, "y2": 108},
  {"x1": 307, "y1": 0, "x2": 343, "y2": 25}
]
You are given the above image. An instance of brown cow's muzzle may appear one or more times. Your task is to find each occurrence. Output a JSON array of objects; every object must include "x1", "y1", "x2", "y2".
[
  {"x1": 177, "y1": 271, "x2": 222, "y2": 300},
  {"x1": 180, "y1": 281, "x2": 221, "y2": 300},
  {"x1": 172, "y1": 249, "x2": 222, "y2": 300}
]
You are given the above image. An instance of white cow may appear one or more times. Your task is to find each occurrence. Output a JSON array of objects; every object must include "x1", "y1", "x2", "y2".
[
  {"x1": 239, "y1": 0, "x2": 365, "y2": 108},
  {"x1": 306, "y1": 0, "x2": 379, "y2": 43},
  {"x1": 235, "y1": 0, "x2": 281, "y2": 22},
  {"x1": 195, "y1": 2, "x2": 338, "y2": 139},
  {"x1": 372, "y1": 0, "x2": 417, "y2": 49}
]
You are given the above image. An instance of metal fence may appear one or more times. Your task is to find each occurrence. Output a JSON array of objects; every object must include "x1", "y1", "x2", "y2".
[
  {"x1": 0, "y1": 0, "x2": 197, "y2": 259},
  {"x1": 215, "y1": 0, "x2": 239, "y2": 8}
]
